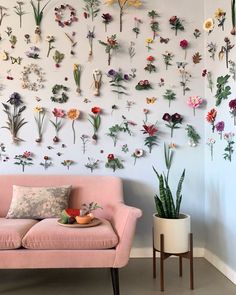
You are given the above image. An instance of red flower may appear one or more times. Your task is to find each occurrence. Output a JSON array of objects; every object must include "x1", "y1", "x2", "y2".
[
  {"x1": 180, "y1": 39, "x2": 189, "y2": 49},
  {"x1": 147, "y1": 55, "x2": 154, "y2": 62},
  {"x1": 229, "y1": 99, "x2": 236, "y2": 110},
  {"x1": 142, "y1": 124, "x2": 158, "y2": 136},
  {"x1": 107, "y1": 154, "x2": 114, "y2": 161},
  {"x1": 91, "y1": 107, "x2": 101, "y2": 114},
  {"x1": 206, "y1": 108, "x2": 217, "y2": 123},
  {"x1": 169, "y1": 16, "x2": 177, "y2": 24},
  {"x1": 162, "y1": 113, "x2": 171, "y2": 122}
]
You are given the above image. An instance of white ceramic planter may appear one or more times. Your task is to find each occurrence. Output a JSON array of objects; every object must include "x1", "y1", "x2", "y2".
[{"x1": 153, "y1": 213, "x2": 191, "y2": 254}]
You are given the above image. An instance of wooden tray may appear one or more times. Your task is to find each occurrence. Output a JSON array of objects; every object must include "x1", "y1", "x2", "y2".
[{"x1": 57, "y1": 218, "x2": 102, "y2": 228}]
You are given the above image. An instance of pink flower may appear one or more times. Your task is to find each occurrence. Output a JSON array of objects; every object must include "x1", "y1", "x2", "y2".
[
  {"x1": 52, "y1": 108, "x2": 65, "y2": 118},
  {"x1": 143, "y1": 108, "x2": 149, "y2": 114},
  {"x1": 23, "y1": 151, "x2": 31, "y2": 158},
  {"x1": 180, "y1": 39, "x2": 189, "y2": 49},
  {"x1": 187, "y1": 96, "x2": 203, "y2": 116}
]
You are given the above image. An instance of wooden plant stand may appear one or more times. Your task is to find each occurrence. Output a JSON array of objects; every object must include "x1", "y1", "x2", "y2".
[{"x1": 153, "y1": 232, "x2": 194, "y2": 292}]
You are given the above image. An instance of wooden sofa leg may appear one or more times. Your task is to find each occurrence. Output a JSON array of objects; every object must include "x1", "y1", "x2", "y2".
[{"x1": 110, "y1": 268, "x2": 120, "y2": 295}]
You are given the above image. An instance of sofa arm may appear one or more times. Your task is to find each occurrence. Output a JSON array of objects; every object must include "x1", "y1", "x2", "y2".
[{"x1": 109, "y1": 203, "x2": 142, "y2": 268}]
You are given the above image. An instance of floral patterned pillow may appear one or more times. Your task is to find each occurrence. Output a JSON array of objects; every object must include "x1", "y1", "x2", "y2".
[{"x1": 6, "y1": 185, "x2": 72, "y2": 219}]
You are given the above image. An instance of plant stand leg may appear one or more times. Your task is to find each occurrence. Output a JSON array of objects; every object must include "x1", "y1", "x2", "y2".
[
  {"x1": 153, "y1": 228, "x2": 156, "y2": 279},
  {"x1": 190, "y1": 233, "x2": 194, "y2": 290},
  {"x1": 110, "y1": 268, "x2": 120, "y2": 295},
  {"x1": 160, "y1": 234, "x2": 164, "y2": 292},
  {"x1": 179, "y1": 256, "x2": 183, "y2": 277}
]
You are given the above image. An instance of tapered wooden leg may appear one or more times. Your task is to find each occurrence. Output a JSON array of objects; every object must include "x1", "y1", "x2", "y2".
[
  {"x1": 179, "y1": 256, "x2": 183, "y2": 277},
  {"x1": 160, "y1": 234, "x2": 164, "y2": 292},
  {"x1": 189, "y1": 233, "x2": 194, "y2": 290},
  {"x1": 153, "y1": 228, "x2": 156, "y2": 279},
  {"x1": 110, "y1": 268, "x2": 120, "y2": 295}
]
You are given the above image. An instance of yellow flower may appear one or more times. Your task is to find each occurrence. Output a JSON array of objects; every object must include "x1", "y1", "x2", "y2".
[
  {"x1": 67, "y1": 109, "x2": 80, "y2": 120},
  {"x1": 203, "y1": 18, "x2": 214, "y2": 32},
  {"x1": 104, "y1": 0, "x2": 115, "y2": 5},
  {"x1": 215, "y1": 8, "x2": 225, "y2": 19},
  {"x1": 73, "y1": 64, "x2": 79, "y2": 71},
  {"x1": 128, "y1": 0, "x2": 142, "y2": 7},
  {"x1": 34, "y1": 106, "x2": 43, "y2": 113},
  {"x1": 146, "y1": 38, "x2": 153, "y2": 44}
]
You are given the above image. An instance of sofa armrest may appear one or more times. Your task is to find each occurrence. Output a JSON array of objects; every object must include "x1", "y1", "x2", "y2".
[{"x1": 109, "y1": 203, "x2": 142, "y2": 268}]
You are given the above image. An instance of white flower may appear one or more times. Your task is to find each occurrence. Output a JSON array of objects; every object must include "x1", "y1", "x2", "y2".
[{"x1": 134, "y1": 148, "x2": 144, "y2": 158}]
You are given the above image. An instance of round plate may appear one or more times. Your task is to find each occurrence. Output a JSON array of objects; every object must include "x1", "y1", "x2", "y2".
[{"x1": 57, "y1": 218, "x2": 102, "y2": 228}]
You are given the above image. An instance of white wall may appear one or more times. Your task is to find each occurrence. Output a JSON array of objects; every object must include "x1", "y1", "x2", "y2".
[
  {"x1": 204, "y1": 0, "x2": 236, "y2": 282},
  {"x1": 0, "y1": 1, "x2": 205, "y2": 254}
]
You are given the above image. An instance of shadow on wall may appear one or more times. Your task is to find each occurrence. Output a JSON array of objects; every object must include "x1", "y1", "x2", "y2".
[{"x1": 123, "y1": 178, "x2": 154, "y2": 248}]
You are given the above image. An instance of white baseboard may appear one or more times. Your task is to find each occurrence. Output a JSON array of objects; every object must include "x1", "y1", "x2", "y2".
[
  {"x1": 204, "y1": 249, "x2": 236, "y2": 285},
  {"x1": 130, "y1": 247, "x2": 205, "y2": 258}
]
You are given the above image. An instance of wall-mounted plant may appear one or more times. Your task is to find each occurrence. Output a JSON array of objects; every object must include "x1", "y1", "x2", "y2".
[
  {"x1": 179, "y1": 39, "x2": 189, "y2": 60},
  {"x1": 67, "y1": 109, "x2": 80, "y2": 144},
  {"x1": 73, "y1": 64, "x2": 82, "y2": 95},
  {"x1": 219, "y1": 38, "x2": 234, "y2": 69},
  {"x1": 34, "y1": 106, "x2": 46, "y2": 143},
  {"x1": 14, "y1": 1, "x2": 26, "y2": 28},
  {"x1": 61, "y1": 159, "x2": 74, "y2": 170},
  {"x1": 163, "y1": 89, "x2": 176, "y2": 107},
  {"x1": 162, "y1": 51, "x2": 174, "y2": 70},
  {"x1": 53, "y1": 50, "x2": 64, "y2": 68},
  {"x1": 128, "y1": 41, "x2": 136, "y2": 61},
  {"x1": 144, "y1": 56, "x2": 156, "y2": 73},
  {"x1": 105, "y1": 154, "x2": 124, "y2": 172},
  {"x1": 40, "y1": 156, "x2": 52, "y2": 170},
  {"x1": 85, "y1": 157, "x2": 100, "y2": 172},
  {"x1": 9, "y1": 33, "x2": 17, "y2": 49},
  {"x1": 54, "y1": 4, "x2": 78, "y2": 27},
  {"x1": 46, "y1": 35, "x2": 55, "y2": 57},
  {"x1": 229, "y1": 60, "x2": 236, "y2": 81},
  {"x1": 169, "y1": 15, "x2": 184, "y2": 36},
  {"x1": 185, "y1": 124, "x2": 201, "y2": 147},
  {"x1": 135, "y1": 80, "x2": 152, "y2": 90},
  {"x1": 207, "y1": 42, "x2": 217, "y2": 60},
  {"x1": 207, "y1": 138, "x2": 216, "y2": 161},
  {"x1": 80, "y1": 134, "x2": 89, "y2": 154},
  {"x1": 83, "y1": 0, "x2": 100, "y2": 21},
  {"x1": 215, "y1": 74, "x2": 231, "y2": 106},
  {"x1": 30, "y1": 0, "x2": 51, "y2": 43},
  {"x1": 24, "y1": 34, "x2": 31, "y2": 44},
  {"x1": 132, "y1": 148, "x2": 144, "y2": 165},
  {"x1": 148, "y1": 10, "x2": 159, "y2": 40},
  {"x1": 223, "y1": 132, "x2": 235, "y2": 162},
  {"x1": 21, "y1": 63, "x2": 45, "y2": 91},
  {"x1": 101, "y1": 13, "x2": 112, "y2": 32},
  {"x1": 141, "y1": 123, "x2": 158, "y2": 153},
  {"x1": 92, "y1": 69, "x2": 102, "y2": 96},
  {"x1": 50, "y1": 84, "x2": 69, "y2": 103},
  {"x1": 177, "y1": 62, "x2": 191, "y2": 95},
  {"x1": 126, "y1": 100, "x2": 135, "y2": 111},
  {"x1": 133, "y1": 17, "x2": 142, "y2": 38},
  {"x1": 162, "y1": 113, "x2": 183, "y2": 138},
  {"x1": 187, "y1": 96, "x2": 203, "y2": 116},
  {"x1": 0, "y1": 5, "x2": 7, "y2": 27},
  {"x1": 215, "y1": 121, "x2": 225, "y2": 139},
  {"x1": 203, "y1": 18, "x2": 214, "y2": 34},
  {"x1": 193, "y1": 28, "x2": 201, "y2": 38},
  {"x1": 98, "y1": 35, "x2": 119, "y2": 66},
  {"x1": 192, "y1": 52, "x2": 202, "y2": 64},
  {"x1": 202, "y1": 69, "x2": 214, "y2": 92},
  {"x1": 145, "y1": 37, "x2": 153, "y2": 52},
  {"x1": 107, "y1": 68, "x2": 130, "y2": 98},
  {"x1": 88, "y1": 107, "x2": 101, "y2": 143},
  {"x1": 50, "y1": 108, "x2": 65, "y2": 143},
  {"x1": 229, "y1": 99, "x2": 236, "y2": 125},
  {"x1": 215, "y1": 8, "x2": 226, "y2": 31},
  {"x1": 87, "y1": 28, "x2": 95, "y2": 61},
  {"x1": 105, "y1": 0, "x2": 142, "y2": 32},
  {"x1": 107, "y1": 116, "x2": 133, "y2": 146},
  {"x1": 0, "y1": 143, "x2": 9, "y2": 162},
  {"x1": 25, "y1": 46, "x2": 40, "y2": 59},
  {"x1": 206, "y1": 108, "x2": 217, "y2": 133},
  {"x1": 14, "y1": 151, "x2": 33, "y2": 172},
  {"x1": 231, "y1": 0, "x2": 236, "y2": 35},
  {"x1": 1, "y1": 92, "x2": 27, "y2": 143}
]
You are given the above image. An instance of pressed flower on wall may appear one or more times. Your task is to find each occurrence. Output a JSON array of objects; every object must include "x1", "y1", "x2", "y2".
[
  {"x1": 141, "y1": 123, "x2": 158, "y2": 153},
  {"x1": 61, "y1": 159, "x2": 74, "y2": 170},
  {"x1": 80, "y1": 134, "x2": 89, "y2": 154},
  {"x1": 67, "y1": 109, "x2": 80, "y2": 144},
  {"x1": 162, "y1": 113, "x2": 183, "y2": 138},
  {"x1": 202, "y1": 69, "x2": 214, "y2": 93},
  {"x1": 25, "y1": 46, "x2": 40, "y2": 59},
  {"x1": 40, "y1": 156, "x2": 52, "y2": 170},
  {"x1": 169, "y1": 15, "x2": 184, "y2": 36},
  {"x1": 105, "y1": 154, "x2": 124, "y2": 172},
  {"x1": 34, "y1": 106, "x2": 46, "y2": 143},
  {"x1": 144, "y1": 56, "x2": 156, "y2": 73},
  {"x1": 145, "y1": 38, "x2": 153, "y2": 52},
  {"x1": 14, "y1": 1, "x2": 26, "y2": 28},
  {"x1": 92, "y1": 69, "x2": 102, "y2": 96},
  {"x1": 135, "y1": 80, "x2": 152, "y2": 90},
  {"x1": 207, "y1": 138, "x2": 216, "y2": 161},
  {"x1": 107, "y1": 69, "x2": 130, "y2": 98},
  {"x1": 231, "y1": 0, "x2": 236, "y2": 35},
  {"x1": 98, "y1": 35, "x2": 119, "y2": 66},
  {"x1": 218, "y1": 37, "x2": 234, "y2": 69},
  {"x1": 132, "y1": 148, "x2": 144, "y2": 165},
  {"x1": 54, "y1": 4, "x2": 78, "y2": 27},
  {"x1": 143, "y1": 108, "x2": 149, "y2": 123},
  {"x1": 215, "y1": 121, "x2": 225, "y2": 139},
  {"x1": 185, "y1": 124, "x2": 201, "y2": 147},
  {"x1": 133, "y1": 17, "x2": 142, "y2": 38},
  {"x1": 229, "y1": 99, "x2": 236, "y2": 125},
  {"x1": 206, "y1": 108, "x2": 217, "y2": 133},
  {"x1": 1, "y1": 92, "x2": 27, "y2": 143},
  {"x1": 215, "y1": 75, "x2": 231, "y2": 106},
  {"x1": 179, "y1": 39, "x2": 189, "y2": 60},
  {"x1": 187, "y1": 96, "x2": 203, "y2": 116},
  {"x1": 46, "y1": 35, "x2": 55, "y2": 57},
  {"x1": 207, "y1": 42, "x2": 217, "y2": 60},
  {"x1": 163, "y1": 89, "x2": 176, "y2": 108},
  {"x1": 215, "y1": 8, "x2": 226, "y2": 31},
  {"x1": 126, "y1": 100, "x2": 135, "y2": 111},
  {"x1": 14, "y1": 151, "x2": 33, "y2": 172},
  {"x1": 177, "y1": 62, "x2": 191, "y2": 95},
  {"x1": 162, "y1": 51, "x2": 174, "y2": 70},
  {"x1": 64, "y1": 32, "x2": 77, "y2": 56},
  {"x1": 203, "y1": 18, "x2": 214, "y2": 34},
  {"x1": 0, "y1": 143, "x2": 9, "y2": 162},
  {"x1": 102, "y1": 13, "x2": 112, "y2": 32},
  {"x1": 193, "y1": 29, "x2": 201, "y2": 38},
  {"x1": 50, "y1": 108, "x2": 65, "y2": 143},
  {"x1": 0, "y1": 5, "x2": 7, "y2": 27},
  {"x1": 53, "y1": 50, "x2": 64, "y2": 68},
  {"x1": 192, "y1": 52, "x2": 202, "y2": 64},
  {"x1": 158, "y1": 78, "x2": 165, "y2": 87},
  {"x1": 223, "y1": 132, "x2": 235, "y2": 162},
  {"x1": 88, "y1": 107, "x2": 101, "y2": 143},
  {"x1": 85, "y1": 157, "x2": 99, "y2": 173},
  {"x1": 87, "y1": 28, "x2": 95, "y2": 61},
  {"x1": 24, "y1": 34, "x2": 31, "y2": 44},
  {"x1": 128, "y1": 41, "x2": 136, "y2": 61},
  {"x1": 148, "y1": 10, "x2": 159, "y2": 40},
  {"x1": 83, "y1": 0, "x2": 100, "y2": 21},
  {"x1": 229, "y1": 60, "x2": 236, "y2": 81},
  {"x1": 50, "y1": 84, "x2": 69, "y2": 103},
  {"x1": 73, "y1": 64, "x2": 82, "y2": 95},
  {"x1": 122, "y1": 144, "x2": 129, "y2": 153},
  {"x1": 9, "y1": 34, "x2": 17, "y2": 49}
]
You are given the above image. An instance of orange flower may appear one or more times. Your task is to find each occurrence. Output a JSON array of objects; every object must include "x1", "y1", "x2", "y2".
[
  {"x1": 206, "y1": 108, "x2": 217, "y2": 123},
  {"x1": 67, "y1": 109, "x2": 80, "y2": 120}
]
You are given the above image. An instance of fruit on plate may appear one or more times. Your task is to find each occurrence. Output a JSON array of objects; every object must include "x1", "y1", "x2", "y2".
[
  {"x1": 75, "y1": 215, "x2": 92, "y2": 224},
  {"x1": 61, "y1": 208, "x2": 80, "y2": 224}
]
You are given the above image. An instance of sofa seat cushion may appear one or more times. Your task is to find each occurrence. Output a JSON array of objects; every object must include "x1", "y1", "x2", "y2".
[
  {"x1": 0, "y1": 218, "x2": 38, "y2": 250},
  {"x1": 22, "y1": 218, "x2": 119, "y2": 250}
]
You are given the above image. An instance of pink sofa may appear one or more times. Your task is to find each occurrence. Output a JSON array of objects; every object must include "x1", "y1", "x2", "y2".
[{"x1": 0, "y1": 175, "x2": 142, "y2": 295}]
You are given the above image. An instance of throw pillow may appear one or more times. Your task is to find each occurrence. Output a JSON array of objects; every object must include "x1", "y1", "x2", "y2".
[{"x1": 6, "y1": 185, "x2": 72, "y2": 219}]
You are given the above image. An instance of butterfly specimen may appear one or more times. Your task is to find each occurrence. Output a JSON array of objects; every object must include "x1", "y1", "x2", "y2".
[{"x1": 146, "y1": 97, "x2": 157, "y2": 104}]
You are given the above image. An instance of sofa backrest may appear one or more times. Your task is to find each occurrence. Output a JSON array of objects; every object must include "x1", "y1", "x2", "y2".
[{"x1": 0, "y1": 175, "x2": 124, "y2": 218}]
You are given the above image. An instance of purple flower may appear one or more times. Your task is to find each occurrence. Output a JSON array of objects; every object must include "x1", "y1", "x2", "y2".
[
  {"x1": 124, "y1": 74, "x2": 129, "y2": 80},
  {"x1": 87, "y1": 31, "x2": 95, "y2": 39},
  {"x1": 102, "y1": 13, "x2": 112, "y2": 24},
  {"x1": 7, "y1": 92, "x2": 22, "y2": 106},
  {"x1": 215, "y1": 121, "x2": 225, "y2": 132},
  {"x1": 171, "y1": 113, "x2": 183, "y2": 123},
  {"x1": 229, "y1": 99, "x2": 236, "y2": 110},
  {"x1": 108, "y1": 69, "x2": 116, "y2": 76},
  {"x1": 162, "y1": 113, "x2": 171, "y2": 122}
]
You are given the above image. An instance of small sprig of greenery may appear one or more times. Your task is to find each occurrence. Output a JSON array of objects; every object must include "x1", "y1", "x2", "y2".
[
  {"x1": 14, "y1": 152, "x2": 33, "y2": 172},
  {"x1": 163, "y1": 89, "x2": 176, "y2": 108},
  {"x1": 98, "y1": 34, "x2": 119, "y2": 66},
  {"x1": 223, "y1": 133, "x2": 235, "y2": 162},
  {"x1": 229, "y1": 60, "x2": 236, "y2": 81},
  {"x1": 153, "y1": 144, "x2": 185, "y2": 219},
  {"x1": 105, "y1": 154, "x2": 124, "y2": 172},
  {"x1": 0, "y1": 5, "x2": 7, "y2": 27},
  {"x1": 107, "y1": 69, "x2": 130, "y2": 98},
  {"x1": 128, "y1": 41, "x2": 136, "y2": 61},
  {"x1": 177, "y1": 62, "x2": 191, "y2": 96},
  {"x1": 162, "y1": 51, "x2": 174, "y2": 70},
  {"x1": 107, "y1": 116, "x2": 132, "y2": 146},
  {"x1": 30, "y1": 0, "x2": 50, "y2": 26},
  {"x1": 85, "y1": 157, "x2": 99, "y2": 173},
  {"x1": 185, "y1": 124, "x2": 201, "y2": 147},
  {"x1": 83, "y1": 0, "x2": 100, "y2": 21},
  {"x1": 215, "y1": 74, "x2": 231, "y2": 106},
  {"x1": 14, "y1": 1, "x2": 26, "y2": 28},
  {"x1": 148, "y1": 10, "x2": 159, "y2": 40},
  {"x1": 219, "y1": 37, "x2": 234, "y2": 68}
]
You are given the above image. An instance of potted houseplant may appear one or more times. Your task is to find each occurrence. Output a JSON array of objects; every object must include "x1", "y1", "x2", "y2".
[{"x1": 153, "y1": 144, "x2": 190, "y2": 254}]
